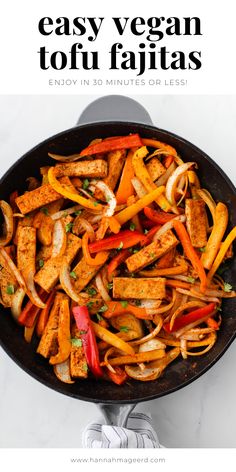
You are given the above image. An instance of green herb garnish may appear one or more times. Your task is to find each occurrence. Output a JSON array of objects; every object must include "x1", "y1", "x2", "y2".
[
  {"x1": 40, "y1": 207, "x2": 49, "y2": 215},
  {"x1": 135, "y1": 299, "x2": 141, "y2": 306},
  {"x1": 70, "y1": 271, "x2": 77, "y2": 280},
  {"x1": 107, "y1": 282, "x2": 113, "y2": 291},
  {"x1": 96, "y1": 313, "x2": 103, "y2": 321},
  {"x1": 120, "y1": 300, "x2": 128, "y2": 308},
  {"x1": 82, "y1": 178, "x2": 90, "y2": 190},
  {"x1": 223, "y1": 282, "x2": 233, "y2": 293},
  {"x1": 106, "y1": 196, "x2": 111, "y2": 202},
  {"x1": 86, "y1": 287, "x2": 97, "y2": 296},
  {"x1": 98, "y1": 304, "x2": 108, "y2": 313},
  {"x1": 82, "y1": 362, "x2": 88, "y2": 372},
  {"x1": 93, "y1": 201, "x2": 99, "y2": 207},
  {"x1": 187, "y1": 277, "x2": 196, "y2": 284},
  {"x1": 71, "y1": 338, "x2": 82, "y2": 347},
  {"x1": 199, "y1": 247, "x2": 206, "y2": 253},
  {"x1": 144, "y1": 229, "x2": 149, "y2": 235},
  {"x1": 86, "y1": 301, "x2": 94, "y2": 309},
  {"x1": 74, "y1": 210, "x2": 82, "y2": 216},
  {"x1": 117, "y1": 241, "x2": 124, "y2": 250},
  {"x1": 129, "y1": 222, "x2": 136, "y2": 231},
  {"x1": 149, "y1": 252, "x2": 156, "y2": 258},
  {"x1": 65, "y1": 222, "x2": 74, "y2": 233},
  {"x1": 132, "y1": 248, "x2": 139, "y2": 254},
  {"x1": 6, "y1": 284, "x2": 15, "y2": 295},
  {"x1": 79, "y1": 330, "x2": 87, "y2": 335},
  {"x1": 120, "y1": 326, "x2": 129, "y2": 333}
]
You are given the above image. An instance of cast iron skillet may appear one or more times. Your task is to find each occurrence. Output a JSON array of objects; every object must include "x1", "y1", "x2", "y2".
[{"x1": 0, "y1": 96, "x2": 236, "y2": 425}]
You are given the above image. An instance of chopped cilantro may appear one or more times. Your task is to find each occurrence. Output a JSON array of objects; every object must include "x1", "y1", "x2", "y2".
[
  {"x1": 82, "y1": 362, "x2": 88, "y2": 372},
  {"x1": 71, "y1": 338, "x2": 82, "y2": 347},
  {"x1": 120, "y1": 326, "x2": 129, "y2": 333},
  {"x1": 107, "y1": 282, "x2": 113, "y2": 291},
  {"x1": 217, "y1": 306, "x2": 222, "y2": 312},
  {"x1": 93, "y1": 201, "x2": 99, "y2": 207},
  {"x1": 82, "y1": 178, "x2": 90, "y2": 190},
  {"x1": 70, "y1": 271, "x2": 77, "y2": 280},
  {"x1": 79, "y1": 330, "x2": 87, "y2": 335},
  {"x1": 117, "y1": 241, "x2": 124, "y2": 250},
  {"x1": 98, "y1": 304, "x2": 108, "y2": 313},
  {"x1": 6, "y1": 284, "x2": 14, "y2": 295},
  {"x1": 86, "y1": 301, "x2": 94, "y2": 309},
  {"x1": 129, "y1": 222, "x2": 136, "y2": 231},
  {"x1": 149, "y1": 252, "x2": 156, "y2": 258},
  {"x1": 223, "y1": 282, "x2": 233, "y2": 293},
  {"x1": 161, "y1": 204, "x2": 167, "y2": 210},
  {"x1": 38, "y1": 259, "x2": 44, "y2": 268},
  {"x1": 144, "y1": 229, "x2": 149, "y2": 235},
  {"x1": 74, "y1": 209, "x2": 82, "y2": 216},
  {"x1": 40, "y1": 207, "x2": 49, "y2": 215},
  {"x1": 120, "y1": 300, "x2": 128, "y2": 308},
  {"x1": 65, "y1": 222, "x2": 74, "y2": 233},
  {"x1": 187, "y1": 276, "x2": 196, "y2": 284},
  {"x1": 199, "y1": 247, "x2": 206, "y2": 253},
  {"x1": 96, "y1": 313, "x2": 103, "y2": 321},
  {"x1": 135, "y1": 299, "x2": 141, "y2": 306},
  {"x1": 106, "y1": 195, "x2": 111, "y2": 202},
  {"x1": 86, "y1": 287, "x2": 97, "y2": 296},
  {"x1": 132, "y1": 248, "x2": 139, "y2": 254},
  {"x1": 63, "y1": 211, "x2": 68, "y2": 217}
]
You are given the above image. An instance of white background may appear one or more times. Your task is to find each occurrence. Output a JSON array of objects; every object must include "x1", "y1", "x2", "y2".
[{"x1": 0, "y1": 94, "x2": 236, "y2": 449}]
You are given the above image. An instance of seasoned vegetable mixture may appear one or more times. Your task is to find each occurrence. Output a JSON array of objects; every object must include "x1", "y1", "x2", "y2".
[{"x1": 0, "y1": 133, "x2": 236, "y2": 384}]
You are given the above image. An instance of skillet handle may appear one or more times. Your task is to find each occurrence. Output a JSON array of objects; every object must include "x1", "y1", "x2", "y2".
[
  {"x1": 98, "y1": 403, "x2": 136, "y2": 427},
  {"x1": 77, "y1": 95, "x2": 153, "y2": 125}
]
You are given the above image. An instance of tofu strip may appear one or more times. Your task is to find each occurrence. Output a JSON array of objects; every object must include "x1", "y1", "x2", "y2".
[
  {"x1": 0, "y1": 252, "x2": 17, "y2": 307},
  {"x1": 185, "y1": 199, "x2": 207, "y2": 248},
  {"x1": 146, "y1": 157, "x2": 166, "y2": 181},
  {"x1": 15, "y1": 176, "x2": 75, "y2": 214},
  {"x1": 55, "y1": 160, "x2": 107, "y2": 178},
  {"x1": 126, "y1": 230, "x2": 178, "y2": 272},
  {"x1": 37, "y1": 292, "x2": 65, "y2": 358},
  {"x1": 73, "y1": 257, "x2": 103, "y2": 293},
  {"x1": 70, "y1": 326, "x2": 88, "y2": 378},
  {"x1": 113, "y1": 277, "x2": 166, "y2": 300},
  {"x1": 34, "y1": 234, "x2": 81, "y2": 291},
  {"x1": 17, "y1": 227, "x2": 36, "y2": 280},
  {"x1": 104, "y1": 150, "x2": 126, "y2": 190}
]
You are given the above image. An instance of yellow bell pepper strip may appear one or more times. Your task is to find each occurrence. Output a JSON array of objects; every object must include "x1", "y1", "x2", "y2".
[
  {"x1": 201, "y1": 202, "x2": 228, "y2": 270},
  {"x1": 103, "y1": 301, "x2": 152, "y2": 320},
  {"x1": 163, "y1": 302, "x2": 216, "y2": 333},
  {"x1": 91, "y1": 321, "x2": 135, "y2": 355},
  {"x1": 48, "y1": 166, "x2": 103, "y2": 212},
  {"x1": 142, "y1": 138, "x2": 177, "y2": 157},
  {"x1": 132, "y1": 146, "x2": 171, "y2": 211},
  {"x1": 173, "y1": 220, "x2": 207, "y2": 293},
  {"x1": 207, "y1": 226, "x2": 236, "y2": 281},
  {"x1": 100, "y1": 349, "x2": 165, "y2": 366},
  {"x1": 116, "y1": 149, "x2": 135, "y2": 204},
  {"x1": 140, "y1": 264, "x2": 188, "y2": 277},
  {"x1": 73, "y1": 305, "x2": 103, "y2": 377},
  {"x1": 82, "y1": 233, "x2": 109, "y2": 266},
  {"x1": 49, "y1": 298, "x2": 71, "y2": 365},
  {"x1": 79, "y1": 134, "x2": 143, "y2": 157},
  {"x1": 115, "y1": 186, "x2": 165, "y2": 225},
  {"x1": 88, "y1": 230, "x2": 148, "y2": 253}
]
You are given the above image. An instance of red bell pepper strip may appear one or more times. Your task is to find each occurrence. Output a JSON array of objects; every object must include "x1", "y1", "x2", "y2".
[
  {"x1": 88, "y1": 230, "x2": 148, "y2": 253},
  {"x1": 142, "y1": 218, "x2": 157, "y2": 229},
  {"x1": 106, "y1": 366, "x2": 128, "y2": 385},
  {"x1": 173, "y1": 220, "x2": 207, "y2": 293},
  {"x1": 164, "y1": 303, "x2": 216, "y2": 333},
  {"x1": 73, "y1": 305, "x2": 103, "y2": 378},
  {"x1": 80, "y1": 134, "x2": 143, "y2": 157},
  {"x1": 163, "y1": 155, "x2": 174, "y2": 168},
  {"x1": 144, "y1": 207, "x2": 175, "y2": 225},
  {"x1": 36, "y1": 290, "x2": 56, "y2": 337},
  {"x1": 107, "y1": 249, "x2": 130, "y2": 276},
  {"x1": 140, "y1": 225, "x2": 161, "y2": 246},
  {"x1": 18, "y1": 289, "x2": 49, "y2": 328}
]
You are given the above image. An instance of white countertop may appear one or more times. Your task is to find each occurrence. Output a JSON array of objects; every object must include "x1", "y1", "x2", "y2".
[{"x1": 0, "y1": 94, "x2": 236, "y2": 448}]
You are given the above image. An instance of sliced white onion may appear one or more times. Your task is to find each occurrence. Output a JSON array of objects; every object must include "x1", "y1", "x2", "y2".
[
  {"x1": 165, "y1": 162, "x2": 195, "y2": 212},
  {"x1": 11, "y1": 288, "x2": 26, "y2": 322},
  {"x1": 95, "y1": 181, "x2": 117, "y2": 217},
  {"x1": 153, "y1": 215, "x2": 186, "y2": 241},
  {"x1": 51, "y1": 205, "x2": 82, "y2": 220},
  {"x1": 27, "y1": 270, "x2": 45, "y2": 308},
  {"x1": 155, "y1": 161, "x2": 176, "y2": 186},
  {"x1": 54, "y1": 359, "x2": 75, "y2": 384},
  {"x1": 0, "y1": 200, "x2": 14, "y2": 246},
  {"x1": 0, "y1": 247, "x2": 25, "y2": 290},
  {"x1": 131, "y1": 177, "x2": 148, "y2": 198},
  {"x1": 95, "y1": 273, "x2": 111, "y2": 302},
  {"x1": 73, "y1": 216, "x2": 95, "y2": 241},
  {"x1": 59, "y1": 260, "x2": 81, "y2": 302},
  {"x1": 48, "y1": 152, "x2": 83, "y2": 163},
  {"x1": 139, "y1": 339, "x2": 166, "y2": 352},
  {"x1": 176, "y1": 288, "x2": 219, "y2": 303},
  {"x1": 138, "y1": 299, "x2": 162, "y2": 309},
  {"x1": 51, "y1": 220, "x2": 67, "y2": 258},
  {"x1": 180, "y1": 338, "x2": 188, "y2": 359}
]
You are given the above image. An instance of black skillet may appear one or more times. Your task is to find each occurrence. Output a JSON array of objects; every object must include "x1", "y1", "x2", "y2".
[{"x1": 0, "y1": 95, "x2": 236, "y2": 426}]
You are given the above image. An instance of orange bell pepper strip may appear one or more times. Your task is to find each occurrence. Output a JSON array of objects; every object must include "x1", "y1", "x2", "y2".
[
  {"x1": 103, "y1": 301, "x2": 152, "y2": 320},
  {"x1": 142, "y1": 138, "x2": 177, "y2": 157},
  {"x1": 173, "y1": 220, "x2": 207, "y2": 293},
  {"x1": 207, "y1": 226, "x2": 236, "y2": 281},
  {"x1": 48, "y1": 167, "x2": 103, "y2": 212},
  {"x1": 132, "y1": 146, "x2": 171, "y2": 212},
  {"x1": 115, "y1": 186, "x2": 165, "y2": 225},
  {"x1": 116, "y1": 149, "x2": 135, "y2": 204},
  {"x1": 163, "y1": 155, "x2": 174, "y2": 168},
  {"x1": 79, "y1": 134, "x2": 143, "y2": 157},
  {"x1": 88, "y1": 230, "x2": 148, "y2": 253},
  {"x1": 206, "y1": 317, "x2": 220, "y2": 330},
  {"x1": 82, "y1": 233, "x2": 109, "y2": 266},
  {"x1": 107, "y1": 249, "x2": 130, "y2": 276},
  {"x1": 36, "y1": 290, "x2": 56, "y2": 337},
  {"x1": 49, "y1": 297, "x2": 71, "y2": 365}
]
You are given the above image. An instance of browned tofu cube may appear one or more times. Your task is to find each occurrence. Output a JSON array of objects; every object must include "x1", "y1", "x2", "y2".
[
  {"x1": 126, "y1": 230, "x2": 178, "y2": 272},
  {"x1": 17, "y1": 227, "x2": 36, "y2": 279},
  {"x1": 37, "y1": 293, "x2": 65, "y2": 358},
  {"x1": 55, "y1": 160, "x2": 107, "y2": 179},
  {"x1": 0, "y1": 252, "x2": 17, "y2": 307},
  {"x1": 34, "y1": 234, "x2": 81, "y2": 291},
  {"x1": 185, "y1": 199, "x2": 207, "y2": 248},
  {"x1": 70, "y1": 326, "x2": 88, "y2": 378},
  {"x1": 73, "y1": 257, "x2": 104, "y2": 293},
  {"x1": 146, "y1": 157, "x2": 166, "y2": 181},
  {"x1": 113, "y1": 277, "x2": 166, "y2": 300}
]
